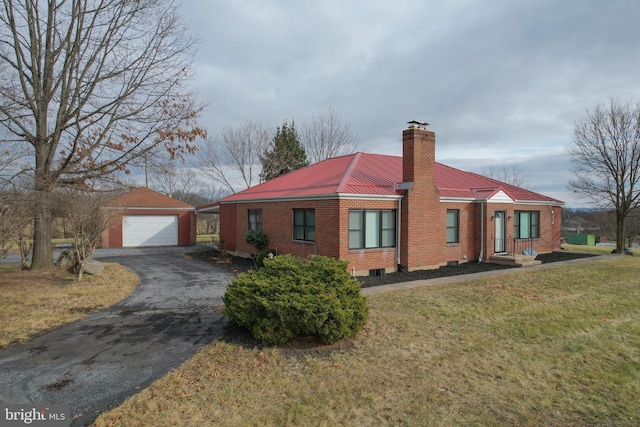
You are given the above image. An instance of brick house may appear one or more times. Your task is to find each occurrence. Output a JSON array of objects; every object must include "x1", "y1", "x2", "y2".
[{"x1": 215, "y1": 123, "x2": 563, "y2": 276}]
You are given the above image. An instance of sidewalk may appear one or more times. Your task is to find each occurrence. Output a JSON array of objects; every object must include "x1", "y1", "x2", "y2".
[{"x1": 361, "y1": 254, "x2": 617, "y2": 296}]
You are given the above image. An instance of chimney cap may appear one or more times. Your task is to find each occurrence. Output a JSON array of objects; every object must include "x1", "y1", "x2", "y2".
[{"x1": 407, "y1": 120, "x2": 429, "y2": 129}]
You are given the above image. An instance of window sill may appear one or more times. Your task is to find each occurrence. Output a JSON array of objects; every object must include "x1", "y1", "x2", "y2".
[
  {"x1": 292, "y1": 239, "x2": 315, "y2": 244},
  {"x1": 349, "y1": 247, "x2": 396, "y2": 252}
]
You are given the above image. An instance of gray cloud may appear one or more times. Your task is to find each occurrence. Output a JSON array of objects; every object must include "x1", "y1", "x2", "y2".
[{"x1": 179, "y1": 0, "x2": 640, "y2": 207}]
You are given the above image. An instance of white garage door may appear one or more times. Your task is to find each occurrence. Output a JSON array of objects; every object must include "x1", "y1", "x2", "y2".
[{"x1": 122, "y1": 215, "x2": 178, "y2": 247}]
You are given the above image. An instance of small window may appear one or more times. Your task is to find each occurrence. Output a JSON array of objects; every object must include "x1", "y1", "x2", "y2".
[
  {"x1": 293, "y1": 209, "x2": 315, "y2": 242},
  {"x1": 514, "y1": 211, "x2": 540, "y2": 239},
  {"x1": 446, "y1": 210, "x2": 459, "y2": 244},
  {"x1": 349, "y1": 209, "x2": 396, "y2": 249},
  {"x1": 248, "y1": 209, "x2": 262, "y2": 231}
]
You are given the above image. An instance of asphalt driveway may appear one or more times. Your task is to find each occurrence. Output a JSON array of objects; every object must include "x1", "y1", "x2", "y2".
[{"x1": 0, "y1": 246, "x2": 234, "y2": 426}]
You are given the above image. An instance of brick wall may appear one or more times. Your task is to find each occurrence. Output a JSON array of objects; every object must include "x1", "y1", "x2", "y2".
[
  {"x1": 483, "y1": 203, "x2": 563, "y2": 256},
  {"x1": 441, "y1": 201, "x2": 481, "y2": 263},
  {"x1": 219, "y1": 204, "x2": 237, "y2": 252},
  {"x1": 228, "y1": 199, "x2": 341, "y2": 260},
  {"x1": 338, "y1": 198, "x2": 400, "y2": 276},
  {"x1": 400, "y1": 127, "x2": 447, "y2": 271}
]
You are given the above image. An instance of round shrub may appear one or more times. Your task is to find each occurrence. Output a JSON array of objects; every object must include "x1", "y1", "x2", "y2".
[
  {"x1": 222, "y1": 254, "x2": 369, "y2": 345},
  {"x1": 245, "y1": 230, "x2": 268, "y2": 252}
]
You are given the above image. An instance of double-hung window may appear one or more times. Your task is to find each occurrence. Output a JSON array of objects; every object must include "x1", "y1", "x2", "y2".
[
  {"x1": 247, "y1": 209, "x2": 262, "y2": 231},
  {"x1": 293, "y1": 209, "x2": 315, "y2": 241},
  {"x1": 446, "y1": 209, "x2": 459, "y2": 244},
  {"x1": 349, "y1": 209, "x2": 396, "y2": 249},
  {"x1": 514, "y1": 211, "x2": 539, "y2": 239}
]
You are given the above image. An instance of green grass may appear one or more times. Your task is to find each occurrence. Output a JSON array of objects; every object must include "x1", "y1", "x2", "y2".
[
  {"x1": 196, "y1": 234, "x2": 219, "y2": 244},
  {"x1": 94, "y1": 256, "x2": 640, "y2": 426},
  {"x1": 562, "y1": 243, "x2": 622, "y2": 255}
]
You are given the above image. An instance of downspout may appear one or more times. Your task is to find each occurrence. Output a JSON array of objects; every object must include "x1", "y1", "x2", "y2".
[
  {"x1": 397, "y1": 193, "x2": 403, "y2": 267},
  {"x1": 478, "y1": 200, "x2": 485, "y2": 263}
]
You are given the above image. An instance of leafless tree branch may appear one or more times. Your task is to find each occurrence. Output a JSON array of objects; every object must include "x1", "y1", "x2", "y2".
[
  {"x1": 566, "y1": 99, "x2": 640, "y2": 253},
  {"x1": 200, "y1": 120, "x2": 270, "y2": 193},
  {"x1": 0, "y1": 0, "x2": 206, "y2": 268},
  {"x1": 300, "y1": 107, "x2": 358, "y2": 163}
]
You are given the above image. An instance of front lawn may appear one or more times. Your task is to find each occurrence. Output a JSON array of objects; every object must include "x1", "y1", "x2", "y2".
[
  {"x1": 94, "y1": 256, "x2": 640, "y2": 426},
  {"x1": 0, "y1": 263, "x2": 139, "y2": 348},
  {"x1": 561, "y1": 243, "x2": 623, "y2": 255}
]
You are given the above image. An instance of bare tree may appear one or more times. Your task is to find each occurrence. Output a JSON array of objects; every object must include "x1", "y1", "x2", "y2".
[
  {"x1": 486, "y1": 166, "x2": 532, "y2": 190},
  {"x1": 0, "y1": 190, "x2": 33, "y2": 269},
  {"x1": 624, "y1": 209, "x2": 640, "y2": 247},
  {"x1": 301, "y1": 107, "x2": 358, "y2": 163},
  {"x1": 589, "y1": 210, "x2": 615, "y2": 242},
  {"x1": 567, "y1": 99, "x2": 640, "y2": 254},
  {"x1": 201, "y1": 120, "x2": 270, "y2": 193},
  {"x1": 0, "y1": 193, "x2": 15, "y2": 260},
  {"x1": 61, "y1": 190, "x2": 115, "y2": 281},
  {"x1": 150, "y1": 162, "x2": 201, "y2": 198},
  {"x1": 0, "y1": 1, "x2": 206, "y2": 269}
]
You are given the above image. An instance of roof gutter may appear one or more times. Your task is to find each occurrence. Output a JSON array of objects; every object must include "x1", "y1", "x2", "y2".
[{"x1": 478, "y1": 200, "x2": 485, "y2": 263}]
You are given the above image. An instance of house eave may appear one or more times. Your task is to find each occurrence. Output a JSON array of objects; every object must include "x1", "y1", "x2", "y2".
[
  {"x1": 220, "y1": 195, "x2": 563, "y2": 206},
  {"x1": 513, "y1": 199, "x2": 565, "y2": 206},
  {"x1": 440, "y1": 197, "x2": 564, "y2": 206},
  {"x1": 336, "y1": 193, "x2": 402, "y2": 201},
  {"x1": 219, "y1": 192, "x2": 402, "y2": 204},
  {"x1": 440, "y1": 197, "x2": 479, "y2": 203}
]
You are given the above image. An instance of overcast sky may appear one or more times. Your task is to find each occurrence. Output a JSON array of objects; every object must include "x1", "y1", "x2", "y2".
[{"x1": 178, "y1": 0, "x2": 640, "y2": 207}]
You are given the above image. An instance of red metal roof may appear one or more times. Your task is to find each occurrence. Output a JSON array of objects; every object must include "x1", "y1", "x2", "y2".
[
  {"x1": 113, "y1": 187, "x2": 195, "y2": 209},
  {"x1": 220, "y1": 153, "x2": 563, "y2": 204}
]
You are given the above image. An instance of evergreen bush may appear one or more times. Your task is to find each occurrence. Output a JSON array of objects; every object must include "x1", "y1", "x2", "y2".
[
  {"x1": 257, "y1": 248, "x2": 277, "y2": 267},
  {"x1": 222, "y1": 254, "x2": 368, "y2": 345},
  {"x1": 245, "y1": 230, "x2": 268, "y2": 252}
]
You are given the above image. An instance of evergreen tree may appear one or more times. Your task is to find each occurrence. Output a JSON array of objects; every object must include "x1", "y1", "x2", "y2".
[{"x1": 260, "y1": 120, "x2": 309, "y2": 181}]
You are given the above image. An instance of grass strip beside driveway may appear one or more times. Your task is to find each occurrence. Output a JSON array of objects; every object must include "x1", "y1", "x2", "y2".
[
  {"x1": 0, "y1": 263, "x2": 139, "y2": 348},
  {"x1": 94, "y1": 256, "x2": 640, "y2": 426}
]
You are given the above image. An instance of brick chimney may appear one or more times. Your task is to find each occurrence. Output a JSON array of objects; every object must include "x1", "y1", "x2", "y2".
[
  {"x1": 402, "y1": 121, "x2": 435, "y2": 185},
  {"x1": 400, "y1": 121, "x2": 444, "y2": 270}
]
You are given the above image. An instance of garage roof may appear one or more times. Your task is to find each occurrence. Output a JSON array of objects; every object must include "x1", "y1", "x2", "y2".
[{"x1": 114, "y1": 187, "x2": 195, "y2": 210}]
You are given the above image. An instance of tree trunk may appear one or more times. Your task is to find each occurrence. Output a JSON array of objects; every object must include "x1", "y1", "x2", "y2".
[
  {"x1": 30, "y1": 200, "x2": 53, "y2": 269},
  {"x1": 31, "y1": 152, "x2": 54, "y2": 269},
  {"x1": 615, "y1": 212, "x2": 626, "y2": 254}
]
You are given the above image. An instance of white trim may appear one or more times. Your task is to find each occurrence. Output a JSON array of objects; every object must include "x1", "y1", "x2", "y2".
[
  {"x1": 337, "y1": 193, "x2": 402, "y2": 201},
  {"x1": 513, "y1": 200, "x2": 564, "y2": 206},
  {"x1": 440, "y1": 197, "x2": 478, "y2": 203},
  {"x1": 197, "y1": 206, "x2": 220, "y2": 213},
  {"x1": 440, "y1": 197, "x2": 563, "y2": 206},
  {"x1": 220, "y1": 193, "x2": 402, "y2": 204},
  {"x1": 488, "y1": 190, "x2": 515, "y2": 203},
  {"x1": 221, "y1": 194, "x2": 563, "y2": 206}
]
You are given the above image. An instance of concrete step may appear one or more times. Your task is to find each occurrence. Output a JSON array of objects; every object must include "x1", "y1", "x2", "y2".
[{"x1": 488, "y1": 254, "x2": 542, "y2": 267}]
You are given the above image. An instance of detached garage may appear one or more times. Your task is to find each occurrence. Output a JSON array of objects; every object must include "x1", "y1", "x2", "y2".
[{"x1": 102, "y1": 187, "x2": 196, "y2": 248}]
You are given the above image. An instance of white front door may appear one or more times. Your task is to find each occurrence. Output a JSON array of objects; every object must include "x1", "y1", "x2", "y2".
[{"x1": 495, "y1": 211, "x2": 506, "y2": 253}]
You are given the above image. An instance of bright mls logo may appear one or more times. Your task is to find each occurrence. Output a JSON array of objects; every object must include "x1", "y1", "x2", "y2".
[{"x1": 2, "y1": 405, "x2": 69, "y2": 426}]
